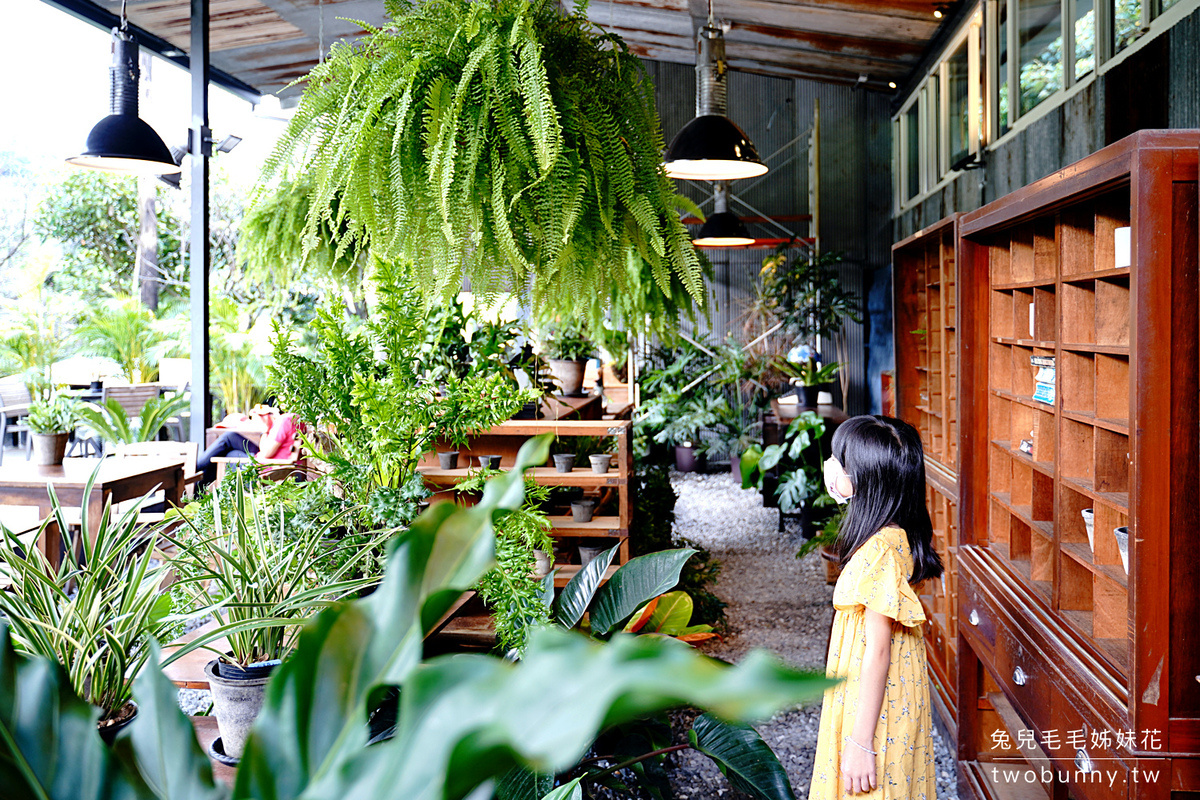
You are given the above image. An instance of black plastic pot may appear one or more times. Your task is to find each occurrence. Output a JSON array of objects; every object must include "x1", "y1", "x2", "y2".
[
  {"x1": 674, "y1": 444, "x2": 706, "y2": 473},
  {"x1": 98, "y1": 701, "x2": 138, "y2": 745},
  {"x1": 801, "y1": 384, "x2": 821, "y2": 407}
]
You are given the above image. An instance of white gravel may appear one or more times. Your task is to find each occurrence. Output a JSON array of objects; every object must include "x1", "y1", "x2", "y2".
[{"x1": 665, "y1": 470, "x2": 959, "y2": 800}]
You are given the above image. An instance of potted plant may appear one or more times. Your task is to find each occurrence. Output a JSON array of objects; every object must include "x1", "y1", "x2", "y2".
[
  {"x1": 163, "y1": 471, "x2": 387, "y2": 762},
  {"x1": 795, "y1": 358, "x2": 841, "y2": 407},
  {"x1": 716, "y1": 405, "x2": 762, "y2": 477},
  {"x1": 653, "y1": 392, "x2": 728, "y2": 473},
  {"x1": 25, "y1": 392, "x2": 78, "y2": 465},
  {"x1": 0, "y1": 475, "x2": 178, "y2": 742},
  {"x1": 740, "y1": 410, "x2": 828, "y2": 524},
  {"x1": 540, "y1": 320, "x2": 593, "y2": 396}
]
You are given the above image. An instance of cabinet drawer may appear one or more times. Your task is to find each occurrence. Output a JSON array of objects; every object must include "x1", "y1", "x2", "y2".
[
  {"x1": 960, "y1": 571, "x2": 998, "y2": 652},
  {"x1": 1049, "y1": 690, "x2": 1129, "y2": 800},
  {"x1": 995, "y1": 623, "x2": 1052, "y2": 733}
]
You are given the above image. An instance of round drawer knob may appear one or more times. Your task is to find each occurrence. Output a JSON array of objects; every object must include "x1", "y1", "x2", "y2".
[
  {"x1": 1075, "y1": 749, "x2": 1096, "y2": 773},
  {"x1": 968, "y1": 609, "x2": 981, "y2": 626},
  {"x1": 1012, "y1": 666, "x2": 1028, "y2": 686}
]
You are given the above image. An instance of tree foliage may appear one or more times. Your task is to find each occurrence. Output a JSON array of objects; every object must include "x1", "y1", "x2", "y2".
[{"x1": 258, "y1": 0, "x2": 705, "y2": 317}]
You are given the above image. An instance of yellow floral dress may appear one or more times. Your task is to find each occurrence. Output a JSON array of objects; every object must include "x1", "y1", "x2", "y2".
[{"x1": 808, "y1": 525, "x2": 935, "y2": 800}]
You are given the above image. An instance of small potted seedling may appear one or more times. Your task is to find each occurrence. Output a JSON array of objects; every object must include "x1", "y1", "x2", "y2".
[
  {"x1": 540, "y1": 319, "x2": 593, "y2": 396},
  {"x1": 25, "y1": 393, "x2": 77, "y2": 466}
]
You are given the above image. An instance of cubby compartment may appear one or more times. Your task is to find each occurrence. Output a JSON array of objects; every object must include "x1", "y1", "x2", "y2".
[
  {"x1": 1093, "y1": 355, "x2": 1129, "y2": 423},
  {"x1": 1010, "y1": 346, "x2": 1035, "y2": 396},
  {"x1": 1059, "y1": 350, "x2": 1095, "y2": 416},
  {"x1": 1032, "y1": 218, "x2": 1057, "y2": 282},
  {"x1": 1009, "y1": 224, "x2": 1036, "y2": 283},
  {"x1": 989, "y1": 239, "x2": 1012, "y2": 286},
  {"x1": 1090, "y1": 503, "x2": 1128, "y2": 572},
  {"x1": 1030, "y1": 407, "x2": 1055, "y2": 465},
  {"x1": 991, "y1": 289, "x2": 1014, "y2": 341},
  {"x1": 1059, "y1": 204, "x2": 1095, "y2": 277},
  {"x1": 1092, "y1": 191, "x2": 1131, "y2": 274},
  {"x1": 1012, "y1": 290, "x2": 1035, "y2": 341},
  {"x1": 1093, "y1": 277, "x2": 1130, "y2": 347},
  {"x1": 1059, "y1": 419, "x2": 1094, "y2": 484},
  {"x1": 1032, "y1": 287, "x2": 1056, "y2": 342},
  {"x1": 1093, "y1": 428, "x2": 1130, "y2": 494},
  {"x1": 1060, "y1": 280, "x2": 1096, "y2": 343}
]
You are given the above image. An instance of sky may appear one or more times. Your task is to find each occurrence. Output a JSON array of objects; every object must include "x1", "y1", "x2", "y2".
[{"x1": 0, "y1": 0, "x2": 288, "y2": 183}]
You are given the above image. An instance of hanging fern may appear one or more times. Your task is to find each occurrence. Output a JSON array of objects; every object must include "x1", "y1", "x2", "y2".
[{"x1": 255, "y1": 0, "x2": 704, "y2": 316}]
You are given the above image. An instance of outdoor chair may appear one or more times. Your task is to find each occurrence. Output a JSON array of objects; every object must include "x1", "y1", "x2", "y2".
[
  {"x1": 212, "y1": 443, "x2": 306, "y2": 485},
  {"x1": 0, "y1": 378, "x2": 32, "y2": 466}
]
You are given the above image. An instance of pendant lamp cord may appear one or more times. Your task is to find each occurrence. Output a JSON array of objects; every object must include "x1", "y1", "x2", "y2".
[
  {"x1": 707, "y1": 0, "x2": 714, "y2": 26},
  {"x1": 118, "y1": 0, "x2": 128, "y2": 31},
  {"x1": 318, "y1": 0, "x2": 325, "y2": 63}
]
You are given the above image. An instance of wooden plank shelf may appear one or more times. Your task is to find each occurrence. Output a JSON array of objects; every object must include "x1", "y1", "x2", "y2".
[
  {"x1": 419, "y1": 466, "x2": 628, "y2": 488},
  {"x1": 989, "y1": 492, "x2": 1053, "y2": 540},
  {"x1": 1058, "y1": 409, "x2": 1130, "y2": 435},
  {"x1": 993, "y1": 279, "x2": 1058, "y2": 291},
  {"x1": 1060, "y1": 266, "x2": 1131, "y2": 283},
  {"x1": 553, "y1": 564, "x2": 619, "y2": 588},
  {"x1": 1060, "y1": 542, "x2": 1128, "y2": 589},
  {"x1": 1059, "y1": 342, "x2": 1130, "y2": 356},
  {"x1": 989, "y1": 389, "x2": 1054, "y2": 413},
  {"x1": 991, "y1": 337, "x2": 1057, "y2": 349},
  {"x1": 1058, "y1": 475, "x2": 1129, "y2": 512},
  {"x1": 989, "y1": 439, "x2": 1054, "y2": 478},
  {"x1": 547, "y1": 516, "x2": 627, "y2": 537}
]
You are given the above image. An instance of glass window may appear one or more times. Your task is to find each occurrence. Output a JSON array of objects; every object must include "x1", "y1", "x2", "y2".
[
  {"x1": 905, "y1": 104, "x2": 920, "y2": 200},
  {"x1": 928, "y1": 79, "x2": 941, "y2": 178},
  {"x1": 1018, "y1": 0, "x2": 1063, "y2": 115},
  {"x1": 1114, "y1": 0, "x2": 1144, "y2": 52},
  {"x1": 1161, "y1": 0, "x2": 1182, "y2": 9},
  {"x1": 998, "y1": 0, "x2": 1010, "y2": 134},
  {"x1": 1074, "y1": 0, "x2": 1095, "y2": 80},
  {"x1": 947, "y1": 41, "x2": 971, "y2": 167}
]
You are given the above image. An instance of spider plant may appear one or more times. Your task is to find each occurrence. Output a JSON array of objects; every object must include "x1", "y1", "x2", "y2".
[
  {"x1": 74, "y1": 392, "x2": 189, "y2": 445},
  {"x1": 0, "y1": 472, "x2": 178, "y2": 723},
  {"x1": 161, "y1": 471, "x2": 393, "y2": 668}
]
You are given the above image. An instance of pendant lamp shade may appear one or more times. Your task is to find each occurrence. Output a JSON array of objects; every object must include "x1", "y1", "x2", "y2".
[
  {"x1": 693, "y1": 210, "x2": 754, "y2": 247},
  {"x1": 664, "y1": 115, "x2": 767, "y2": 181},
  {"x1": 67, "y1": 28, "x2": 181, "y2": 176}
]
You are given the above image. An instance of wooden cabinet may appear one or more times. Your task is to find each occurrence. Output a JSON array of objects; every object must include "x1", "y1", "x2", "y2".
[
  {"x1": 956, "y1": 130, "x2": 1200, "y2": 800},
  {"x1": 419, "y1": 419, "x2": 633, "y2": 587},
  {"x1": 893, "y1": 213, "x2": 962, "y2": 733}
]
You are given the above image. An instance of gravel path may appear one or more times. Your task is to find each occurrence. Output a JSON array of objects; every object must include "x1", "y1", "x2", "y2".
[{"x1": 665, "y1": 471, "x2": 959, "y2": 800}]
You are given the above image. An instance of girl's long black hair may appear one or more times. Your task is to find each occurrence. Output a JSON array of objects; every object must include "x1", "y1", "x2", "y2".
[{"x1": 831, "y1": 415, "x2": 943, "y2": 584}]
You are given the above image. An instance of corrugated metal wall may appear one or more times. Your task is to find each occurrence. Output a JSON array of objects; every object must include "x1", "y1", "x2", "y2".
[{"x1": 645, "y1": 60, "x2": 894, "y2": 415}]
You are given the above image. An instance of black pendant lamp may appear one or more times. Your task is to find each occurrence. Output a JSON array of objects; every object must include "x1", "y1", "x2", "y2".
[
  {"x1": 693, "y1": 181, "x2": 753, "y2": 247},
  {"x1": 664, "y1": 3, "x2": 767, "y2": 181},
  {"x1": 67, "y1": 5, "x2": 180, "y2": 176}
]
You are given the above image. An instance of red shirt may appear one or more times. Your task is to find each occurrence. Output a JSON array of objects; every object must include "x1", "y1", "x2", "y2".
[{"x1": 265, "y1": 413, "x2": 298, "y2": 460}]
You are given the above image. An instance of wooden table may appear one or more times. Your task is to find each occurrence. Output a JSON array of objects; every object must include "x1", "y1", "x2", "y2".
[
  {"x1": 0, "y1": 456, "x2": 185, "y2": 567},
  {"x1": 190, "y1": 716, "x2": 236, "y2": 785}
]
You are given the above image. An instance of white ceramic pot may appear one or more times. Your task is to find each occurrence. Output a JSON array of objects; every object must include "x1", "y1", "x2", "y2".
[
  {"x1": 1080, "y1": 508, "x2": 1094, "y2": 553},
  {"x1": 1113, "y1": 527, "x2": 1129, "y2": 575}
]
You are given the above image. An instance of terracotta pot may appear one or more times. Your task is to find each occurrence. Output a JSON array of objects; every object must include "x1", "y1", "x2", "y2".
[
  {"x1": 552, "y1": 453, "x2": 576, "y2": 473},
  {"x1": 31, "y1": 432, "x2": 69, "y2": 466},
  {"x1": 532, "y1": 549, "x2": 552, "y2": 578},
  {"x1": 819, "y1": 545, "x2": 842, "y2": 585},
  {"x1": 548, "y1": 358, "x2": 587, "y2": 396},
  {"x1": 588, "y1": 454, "x2": 611, "y2": 474},
  {"x1": 571, "y1": 500, "x2": 596, "y2": 523},
  {"x1": 674, "y1": 444, "x2": 705, "y2": 473}
]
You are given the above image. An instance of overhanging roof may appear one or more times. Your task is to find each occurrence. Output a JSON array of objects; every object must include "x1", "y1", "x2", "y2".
[{"x1": 44, "y1": 0, "x2": 948, "y2": 99}]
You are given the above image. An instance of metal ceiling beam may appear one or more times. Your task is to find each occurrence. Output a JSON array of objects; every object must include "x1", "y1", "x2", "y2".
[{"x1": 39, "y1": 0, "x2": 261, "y2": 102}]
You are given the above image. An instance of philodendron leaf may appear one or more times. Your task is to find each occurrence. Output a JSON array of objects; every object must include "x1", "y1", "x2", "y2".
[
  {"x1": 311, "y1": 629, "x2": 832, "y2": 800},
  {"x1": 553, "y1": 542, "x2": 620, "y2": 629},
  {"x1": 739, "y1": 444, "x2": 763, "y2": 489},
  {"x1": 495, "y1": 766, "x2": 554, "y2": 800},
  {"x1": 539, "y1": 778, "x2": 582, "y2": 800},
  {"x1": 589, "y1": 549, "x2": 697, "y2": 636},
  {"x1": 233, "y1": 435, "x2": 553, "y2": 800},
  {"x1": 0, "y1": 623, "x2": 159, "y2": 800},
  {"x1": 117, "y1": 641, "x2": 226, "y2": 800},
  {"x1": 641, "y1": 591, "x2": 693, "y2": 635},
  {"x1": 688, "y1": 713, "x2": 794, "y2": 800}
]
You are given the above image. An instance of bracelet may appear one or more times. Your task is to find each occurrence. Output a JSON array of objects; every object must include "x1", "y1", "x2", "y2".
[{"x1": 844, "y1": 735, "x2": 877, "y2": 755}]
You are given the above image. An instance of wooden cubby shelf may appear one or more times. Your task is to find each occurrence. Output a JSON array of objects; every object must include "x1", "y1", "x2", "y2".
[
  {"x1": 419, "y1": 466, "x2": 628, "y2": 488},
  {"x1": 893, "y1": 214, "x2": 961, "y2": 733},
  {"x1": 957, "y1": 132, "x2": 1200, "y2": 800}
]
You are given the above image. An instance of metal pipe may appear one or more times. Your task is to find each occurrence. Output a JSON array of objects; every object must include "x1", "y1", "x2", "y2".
[{"x1": 189, "y1": 0, "x2": 211, "y2": 445}]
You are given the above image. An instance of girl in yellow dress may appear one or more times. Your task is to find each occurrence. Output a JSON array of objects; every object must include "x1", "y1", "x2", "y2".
[{"x1": 808, "y1": 415, "x2": 943, "y2": 799}]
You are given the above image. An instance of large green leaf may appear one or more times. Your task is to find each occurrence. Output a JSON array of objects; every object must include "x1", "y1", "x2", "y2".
[
  {"x1": 589, "y1": 549, "x2": 696, "y2": 636},
  {"x1": 116, "y1": 643, "x2": 226, "y2": 800},
  {"x1": 0, "y1": 623, "x2": 158, "y2": 800},
  {"x1": 688, "y1": 713, "x2": 794, "y2": 800},
  {"x1": 233, "y1": 435, "x2": 552, "y2": 800},
  {"x1": 640, "y1": 591, "x2": 693, "y2": 635},
  {"x1": 553, "y1": 543, "x2": 620, "y2": 629},
  {"x1": 295, "y1": 629, "x2": 830, "y2": 800}
]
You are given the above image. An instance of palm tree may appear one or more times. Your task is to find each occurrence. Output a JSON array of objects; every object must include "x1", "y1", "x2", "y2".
[{"x1": 77, "y1": 297, "x2": 178, "y2": 384}]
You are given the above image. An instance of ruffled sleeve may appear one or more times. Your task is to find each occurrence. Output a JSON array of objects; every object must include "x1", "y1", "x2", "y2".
[{"x1": 832, "y1": 528, "x2": 926, "y2": 627}]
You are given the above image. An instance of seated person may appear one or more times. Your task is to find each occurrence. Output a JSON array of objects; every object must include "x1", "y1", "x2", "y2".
[{"x1": 196, "y1": 404, "x2": 298, "y2": 484}]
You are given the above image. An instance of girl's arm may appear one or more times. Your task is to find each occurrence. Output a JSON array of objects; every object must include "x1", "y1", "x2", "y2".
[{"x1": 842, "y1": 607, "x2": 893, "y2": 794}]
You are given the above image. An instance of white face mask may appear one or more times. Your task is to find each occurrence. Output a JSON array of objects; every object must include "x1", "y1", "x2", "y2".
[{"x1": 824, "y1": 457, "x2": 854, "y2": 504}]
